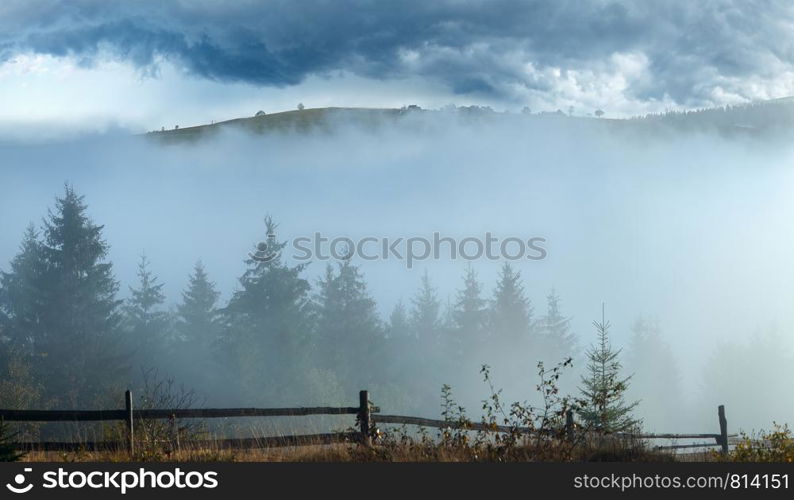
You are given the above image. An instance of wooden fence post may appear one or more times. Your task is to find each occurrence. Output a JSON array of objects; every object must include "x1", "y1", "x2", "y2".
[
  {"x1": 718, "y1": 405, "x2": 728, "y2": 455},
  {"x1": 359, "y1": 390, "x2": 371, "y2": 447},
  {"x1": 169, "y1": 413, "x2": 180, "y2": 452},
  {"x1": 565, "y1": 409, "x2": 574, "y2": 441},
  {"x1": 125, "y1": 390, "x2": 134, "y2": 457}
]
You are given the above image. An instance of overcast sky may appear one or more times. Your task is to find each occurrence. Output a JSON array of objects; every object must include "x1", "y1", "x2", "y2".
[{"x1": 1, "y1": 0, "x2": 794, "y2": 135}]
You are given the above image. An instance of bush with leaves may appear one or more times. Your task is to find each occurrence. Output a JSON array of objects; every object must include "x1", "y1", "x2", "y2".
[
  {"x1": 725, "y1": 424, "x2": 794, "y2": 462},
  {"x1": 439, "y1": 384, "x2": 471, "y2": 447},
  {"x1": 136, "y1": 369, "x2": 203, "y2": 458},
  {"x1": 102, "y1": 369, "x2": 203, "y2": 460},
  {"x1": 370, "y1": 357, "x2": 666, "y2": 462},
  {"x1": 476, "y1": 360, "x2": 582, "y2": 459}
]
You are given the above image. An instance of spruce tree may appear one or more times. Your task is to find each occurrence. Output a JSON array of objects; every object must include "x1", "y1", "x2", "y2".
[
  {"x1": 172, "y1": 261, "x2": 221, "y2": 394},
  {"x1": 486, "y1": 262, "x2": 535, "y2": 383},
  {"x1": 408, "y1": 269, "x2": 446, "y2": 373},
  {"x1": 0, "y1": 224, "x2": 45, "y2": 352},
  {"x1": 1, "y1": 227, "x2": 49, "y2": 411},
  {"x1": 538, "y1": 289, "x2": 578, "y2": 363},
  {"x1": 314, "y1": 259, "x2": 382, "y2": 388},
  {"x1": 37, "y1": 185, "x2": 124, "y2": 407},
  {"x1": 176, "y1": 261, "x2": 220, "y2": 350},
  {"x1": 123, "y1": 255, "x2": 171, "y2": 374},
  {"x1": 223, "y1": 217, "x2": 311, "y2": 403},
  {"x1": 578, "y1": 305, "x2": 639, "y2": 433},
  {"x1": 490, "y1": 262, "x2": 532, "y2": 344},
  {"x1": 382, "y1": 300, "x2": 411, "y2": 387},
  {"x1": 409, "y1": 270, "x2": 441, "y2": 344},
  {"x1": 386, "y1": 300, "x2": 410, "y2": 339},
  {"x1": 452, "y1": 265, "x2": 487, "y2": 356}
]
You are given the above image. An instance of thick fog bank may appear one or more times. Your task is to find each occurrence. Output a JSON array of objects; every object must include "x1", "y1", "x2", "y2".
[{"x1": 2, "y1": 114, "x2": 793, "y2": 433}]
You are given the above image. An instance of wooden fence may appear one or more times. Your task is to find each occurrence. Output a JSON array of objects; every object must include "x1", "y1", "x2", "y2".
[
  {"x1": 1, "y1": 390, "x2": 377, "y2": 455},
  {"x1": 375, "y1": 404, "x2": 736, "y2": 453},
  {"x1": 1, "y1": 390, "x2": 735, "y2": 455}
]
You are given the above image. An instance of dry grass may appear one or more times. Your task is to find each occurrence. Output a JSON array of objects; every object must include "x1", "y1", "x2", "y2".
[
  {"x1": 22, "y1": 444, "x2": 349, "y2": 463},
  {"x1": 19, "y1": 435, "x2": 678, "y2": 463}
]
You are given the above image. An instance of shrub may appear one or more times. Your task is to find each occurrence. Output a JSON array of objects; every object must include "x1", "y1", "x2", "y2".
[{"x1": 727, "y1": 424, "x2": 794, "y2": 462}]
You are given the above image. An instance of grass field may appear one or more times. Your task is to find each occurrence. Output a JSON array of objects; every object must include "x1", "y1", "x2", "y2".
[{"x1": 16, "y1": 427, "x2": 689, "y2": 463}]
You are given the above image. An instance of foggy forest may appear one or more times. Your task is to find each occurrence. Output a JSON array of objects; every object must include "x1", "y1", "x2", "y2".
[
  {"x1": 2, "y1": 1, "x2": 794, "y2": 467},
  {"x1": 2, "y1": 104, "x2": 794, "y2": 452}
]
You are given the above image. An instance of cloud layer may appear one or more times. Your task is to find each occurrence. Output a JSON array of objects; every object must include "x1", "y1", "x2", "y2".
[{"x1": 1, "y1": 1, "x2": 794, "y2": 109}]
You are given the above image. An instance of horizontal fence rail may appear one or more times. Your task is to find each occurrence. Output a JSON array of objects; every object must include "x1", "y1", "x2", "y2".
[
  {"x1": 375, "y1": 414, "x2": 538, "y2": 434},
  {"x1": 629, "y1": 433, "x2": 723, "y2": 440},
  {"x1": 0, "y1": 410, "x2": 127, "y2": 422},
  {"x1": 375, "y1": 405, "x2": 736, "y2": 454},
  {"x1": 2, "y1": 389, "x2": 376, "y2": 456},
  {"x1": 653, "y1": 441, "x2": 738, "y2": 451},
  {"x1": 2, "y1": 391, "x2": 735, "y2": 456},
  {"x1": 374, "y1": 416, "x2": 734, "y2": 443},
  {"x1": 0, "y1": 407, "x2": 364, "y2": 422}
]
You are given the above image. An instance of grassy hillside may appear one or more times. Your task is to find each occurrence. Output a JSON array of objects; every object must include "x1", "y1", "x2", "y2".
[
  {"x1": 146, "y1": 107, "x2": 407, "y2": 142},
  {"x1": 146, "y1": 98, "x2": 794, "y2": 143}
]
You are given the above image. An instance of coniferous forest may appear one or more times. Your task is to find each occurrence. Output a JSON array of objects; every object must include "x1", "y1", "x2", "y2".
[
  {"x1": 3, "y1": 182, "x2": 793, "y2": 448},
  {"x1": 5, "y1": 0, "x2": 794, "y2": 474}
]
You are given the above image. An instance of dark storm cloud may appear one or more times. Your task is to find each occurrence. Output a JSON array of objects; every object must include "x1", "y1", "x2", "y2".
[{"x1": 1, "y1": 0, "x2": 793, "y2": 105}]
